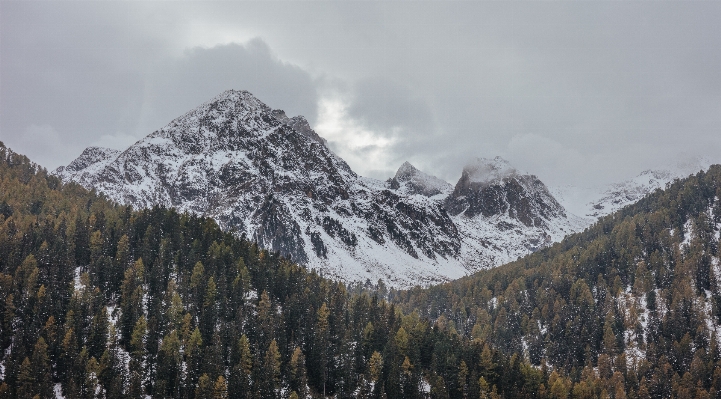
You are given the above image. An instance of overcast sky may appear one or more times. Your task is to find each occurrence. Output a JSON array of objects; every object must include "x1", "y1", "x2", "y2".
[{"x1": 1, "y1": 1, "x2": 720, "y2": 188}]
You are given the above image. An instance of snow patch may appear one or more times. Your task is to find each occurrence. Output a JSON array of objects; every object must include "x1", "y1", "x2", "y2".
[{"x1": 54, "y1": 383, "x2": 65, "y2": 399}]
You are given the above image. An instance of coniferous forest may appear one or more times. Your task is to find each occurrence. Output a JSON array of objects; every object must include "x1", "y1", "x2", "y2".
[
  {"x1": 392, "y1": 161, "x2": 721, "y2": 398},
  {"x1": 3, "y1": 137, "x2": 721, "y2": 399},
  {"x1": 0, "y1": 144, "x2": 541, "y2": 398}
]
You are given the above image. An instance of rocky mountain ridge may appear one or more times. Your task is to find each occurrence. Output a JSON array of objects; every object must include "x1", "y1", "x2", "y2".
[{"x1": 55, "y1": 90, "x2": 583, "y2": 287}]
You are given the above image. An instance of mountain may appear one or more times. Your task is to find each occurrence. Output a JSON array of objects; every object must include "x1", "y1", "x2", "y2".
[
  {"x1": 552, "y1": 157, "x2": 713, "y2": 223},
  {"x1": 443, "y1": 157, "x2": 587, "y2": 271},
  {"x1": 55, "y1": 90, "x2": 581, "y2": 287},
  {"x1": 9, "y1": 139, "x2": 721, "y2": 398},
  {"x1": 393, "y1": 165, "x2": 721, "y2": 398},
  {"x1": 53, "y1": 146, "x2": 121, "y2": 179},
  {"x1": 388, "y1": 161, "x2": 453, "y2": 197}
]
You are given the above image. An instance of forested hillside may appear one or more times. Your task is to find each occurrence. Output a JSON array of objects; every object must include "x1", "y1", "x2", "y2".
[
  {"x1": 393, "y1": 165, "x2": 721, "y2": 398},
  {"x1": 0, "y1": 143, "x2": 551, "y2": 398},
  {"x1": 5, "y1": 137, "x2": 721, "y2": 398}
]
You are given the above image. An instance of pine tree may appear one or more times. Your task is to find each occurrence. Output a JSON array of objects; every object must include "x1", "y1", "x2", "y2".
[
  {"x1": 289, "y1": 346, "x2": 308, "y2": 397},
  {"x1": 190, "y1": 261, "x2": 206, "y2": 312},
  {"x1": 60, "y1": 327, "x2": 79, "y2": 392},
  {"x1": 88, "y1": 306, "x2": 109, "y2": 360},
  {"x1": 401, "y1": 356, "x2": 417, "y2": 398},
  {"x1": 30, "y1": 337, "x2": 52, "y2": 398},
  {"x1": 84, "y1": 356, "x2": 104, "y2": 399},
  {"x1": 196, "y1": 373, "x2": 214, "y2": 399},
  {"x1": 129, "y1": 315, "x2": 147, "y2": 392},
  {"x1": 458, "y1": 360, "x2": 469, "y2": 398},
  {"x1": 257, "y1": 291, "x2": 274, "y2": 350},
  {"x1": 201, "y1": 276, "x2": 218, "y2": 340},
  {"x1": 313, "y1": 302, "x2": 330, "y2": 395},
  {"x1": 260, "y1": 339, "x2": 281, "y2": 399},
  {"x1": 369, "y1": 351, "x2": 383, "y2": 383},
  {"x1": 157, "y1": 330, "x2": 182, "y2": 397},
  {"x1": 185, "y1": 326, "x2": 204, "y2": 393},
  {"x1": 120, "y1": 258, "x2": 145, "y2": 345},
  {"x1": 230, "y1": 334, "x2": 253, "y2": 399},
  {"x1": 213, "y1": 375, "x2": 228, "y2": 399},
  {"x1": 16, "y1": 357, "x2": 35, "y2": 399}
]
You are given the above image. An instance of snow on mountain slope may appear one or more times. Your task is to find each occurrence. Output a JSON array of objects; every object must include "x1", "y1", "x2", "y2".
[
  {"x1": 55, "y1": 90, "x2": 469, "y2": 286},
  {"x1": 586, "y1": 169, "x2": 676, "y2": 218},
  {"x1": 551, "y1": 157, "x2": 713, "y2": 227},
  {"x1": 54, "y1": 147, "x2": 121, "y2": 187},
  {"x1": 55, "y1": 90, "x2": 581, "y2": 287}
]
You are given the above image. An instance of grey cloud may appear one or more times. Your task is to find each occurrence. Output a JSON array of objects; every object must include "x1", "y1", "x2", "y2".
[
  {"x1": 140, "y1": 40, "x2": 319, "y2": 134},
  {"x1": 1, "y1": 1, "x2": 720, "y2": 188},
  {"x1": 348, "y1": 77, "x2": 434, "y2": 135},
  {"x1": 0, "y1": 0, "x2": 317, "y2": 169}
]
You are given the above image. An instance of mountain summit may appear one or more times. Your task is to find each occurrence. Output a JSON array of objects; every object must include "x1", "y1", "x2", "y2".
[
  {"x1": 389, "y1": 161, "x2": 453, "y2": 197},
  {"x1": 56, "y1": 90, "x2": 581, "y2": 286},
  {"x1": 447, "y1": 157, "x2": 566, "y2": 226}
]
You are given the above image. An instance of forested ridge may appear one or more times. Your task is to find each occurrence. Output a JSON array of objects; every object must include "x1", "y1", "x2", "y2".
[
  {"x1": 3, "y1": 139, "x2": 721, "y2": 399},
  {"x1": 0, "y1": 143, "x2": 548, "y2": 399},
  {"x1": 392, "y1": 163, "x2": 721, "y2": 398}
]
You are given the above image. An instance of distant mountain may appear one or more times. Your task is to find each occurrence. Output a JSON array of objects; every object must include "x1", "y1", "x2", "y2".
[
  {"x1": 551, "y1": 158, "x2": 713, "y2": 225},
  {"x1": 443, "y1": 157, "x2": 587, "y2": 271},
  {"x1": 55, "y1": 90, "x2": 581, "y2": 287},
  {"x1": 53, "y1": 146, "x2": 121, "y2": 185},
  {"x1": 389, "y1": 161, "x2": 453, "y2": 197}
]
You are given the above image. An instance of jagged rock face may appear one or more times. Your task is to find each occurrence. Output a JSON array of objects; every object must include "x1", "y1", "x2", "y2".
[
  {"x1": 389, "y1": 161, "x2": 453, "y2": 197},
  {"x1": 55, "y1": 90, "x2": 468, "y2": 286},
  {"x1": 53, "y1": 147, "x2": 121, "y2": 185},
  {"x1": 445, "y1": 157, "x2": 566, "y2": 228},
  {"x1": 56, "y1": 147, "x2": 121, "y2": 174},
  {"x1": 440, "y1": 157, "x2": 583, "y2": 272},
  {"x1": 60, "y1": 90, "x2": 358, "y2": 264}
]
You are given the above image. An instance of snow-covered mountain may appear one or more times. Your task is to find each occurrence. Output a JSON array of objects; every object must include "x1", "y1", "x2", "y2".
[
  {"x1": 551, "y1": 158, "x2": 713, "y2": 225},
  {"x1": 389, "y1": 161, "x2": 453, "y2": 197},
  {"x1": 443, "y1": 157, "x2": 588, "y2": 270},
  {"x1": 55, "y1": 90, "x2": 582, "y2": 287}
]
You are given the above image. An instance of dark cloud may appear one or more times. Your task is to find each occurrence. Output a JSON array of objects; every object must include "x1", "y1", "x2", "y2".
[
  {"x1": 140, "y1": 40, "x2": 319, "y2": 135},
  {"x1": 0, "y1": 3, "x2": 317, "y2": 169},
  {"x1": 1, "y1": 1, "x2": 720, "y2": 187}
]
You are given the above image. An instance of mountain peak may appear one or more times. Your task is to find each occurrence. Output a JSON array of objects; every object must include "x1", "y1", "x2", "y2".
[
  {"x1": 211, "y1": 88, "x2": 255, "y2": 101},
  {"x1": 55, "y1": 146, "x2": 120, "y2": 175},
  {"x1": 447, "y1": 156, "x2": 566, "y2": 227},
  {"x1": 55, "y1": 92, "x2": 581, "y2": 287},
  {"x1": 463, "y1": 156, "x2": 518, "y2": 185},
  {"x1": 394, "y1": 161, "x2": 419, "y2": 179},
  {"x1": 390, "y1": 161, "x2": 452, "y2": 197}
]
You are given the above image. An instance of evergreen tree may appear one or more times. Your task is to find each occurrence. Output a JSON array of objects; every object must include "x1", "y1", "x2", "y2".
[
  {"x1": 195, "y1": 373, "x2": 213, "y2": 399},
  {"x1": 230, "y1": 334, "x2": 253, "y2": 399},
  {"x1": 30, "y1": 337, "x2": 53, "y2": 398},
  {"x1": 16, "y1": 357, "x2": 34, "y2": 399},
  {"x1": 260, "y1": 339, "x2": 281, "y2": 399},
  {"x1": 120, "y1": 259, "x2": 145, "y2": 345},
  {"x1": 289, "y1": 346, "x2": 308, "y2": 398}
]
